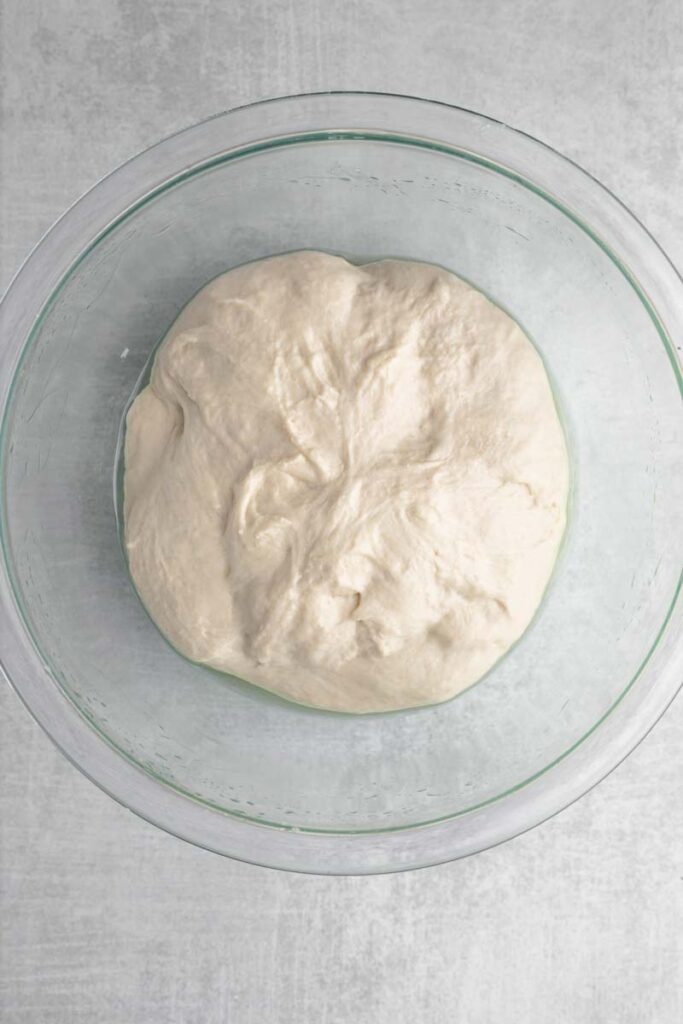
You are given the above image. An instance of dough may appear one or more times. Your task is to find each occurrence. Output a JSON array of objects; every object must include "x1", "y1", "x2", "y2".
[{"x1": 124, "y1": 252, "x2": 568, "y2": 712}]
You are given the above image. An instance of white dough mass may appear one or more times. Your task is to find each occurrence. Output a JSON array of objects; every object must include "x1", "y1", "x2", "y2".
[{"x1": 124, "y1": 252, "x2": 568, "y2": 712}]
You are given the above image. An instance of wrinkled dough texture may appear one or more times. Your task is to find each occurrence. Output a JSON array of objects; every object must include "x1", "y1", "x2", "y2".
[{"x1": 125, "y1": 252, "x2": 568, "y2": 712}]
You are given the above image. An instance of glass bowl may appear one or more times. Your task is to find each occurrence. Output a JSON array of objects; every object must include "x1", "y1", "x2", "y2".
[{"x1": 1, "y1": 93, "x2": 681, "y2": 874}]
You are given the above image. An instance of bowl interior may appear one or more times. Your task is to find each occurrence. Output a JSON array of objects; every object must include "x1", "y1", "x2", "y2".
[{"x1": 2, "y1": 134, "x2": 681, "y2": 832}]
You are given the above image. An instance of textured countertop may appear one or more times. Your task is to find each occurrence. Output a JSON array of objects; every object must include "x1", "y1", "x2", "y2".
[{"x1": 1, "y1": 1, "x2": 682, "y2": 1021}]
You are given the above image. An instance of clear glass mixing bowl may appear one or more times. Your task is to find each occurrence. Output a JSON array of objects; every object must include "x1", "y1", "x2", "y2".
[{"x1": 1, "y1": 93, "x2": 681, "y2": 874}]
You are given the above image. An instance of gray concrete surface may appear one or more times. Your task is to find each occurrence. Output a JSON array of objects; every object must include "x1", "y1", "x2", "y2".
[{"x1": 1, "y1": 1, "x2": 682, "y2": 1021}]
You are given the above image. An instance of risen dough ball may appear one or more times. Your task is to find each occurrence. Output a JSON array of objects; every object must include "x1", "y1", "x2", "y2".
[{"x1": 124, "y1": 252, "x2": 568, "y2": 712}]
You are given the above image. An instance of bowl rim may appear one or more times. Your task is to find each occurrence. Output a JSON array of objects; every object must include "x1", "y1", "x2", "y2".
[{"x1": 0, "y1": 91, "x2": 681, "y2": 874}]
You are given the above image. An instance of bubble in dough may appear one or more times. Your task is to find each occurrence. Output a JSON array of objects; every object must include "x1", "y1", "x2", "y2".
[{"x1": 124, "y1": 251, "x2": 568, "y2": 713}]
